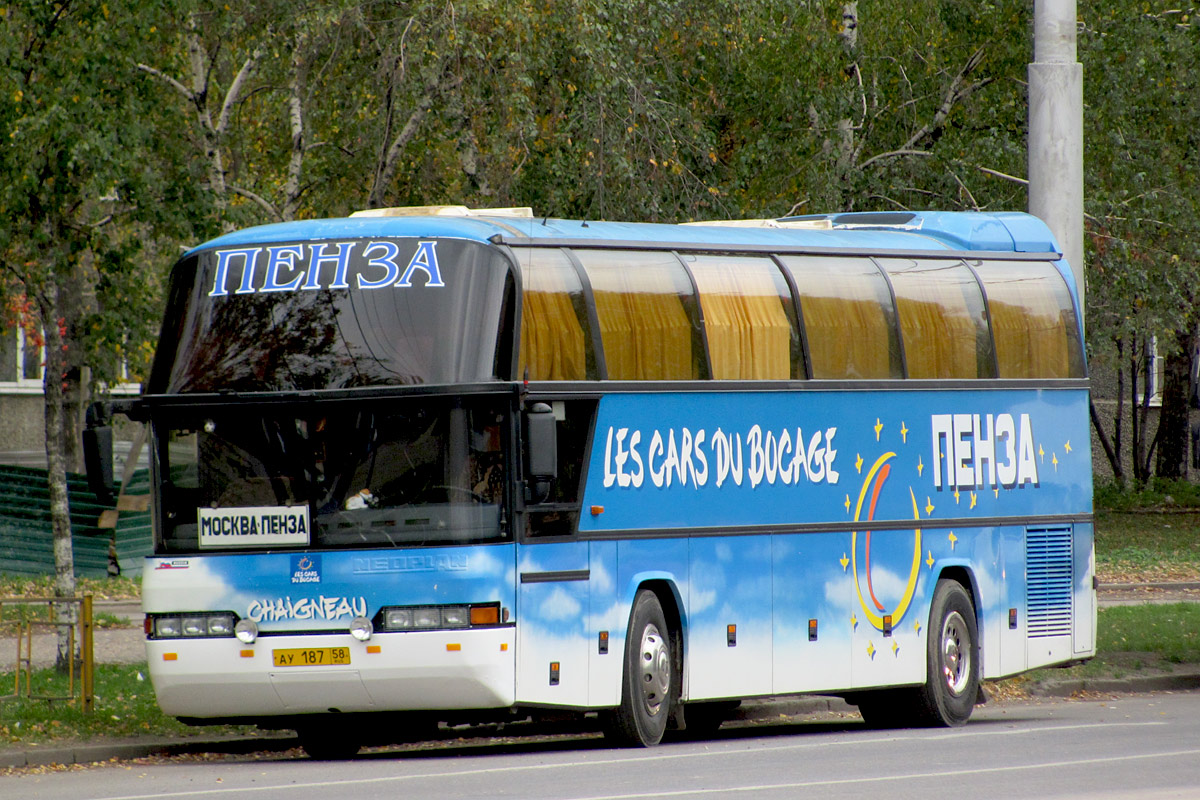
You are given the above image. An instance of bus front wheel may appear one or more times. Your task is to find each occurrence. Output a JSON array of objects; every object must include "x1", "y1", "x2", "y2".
[
  {"x1": 298, "y1": 724, "x2": 362, "y2": 760},
  {"x1": 603, "y1": 589, "x2": 673, "y2": 747}
]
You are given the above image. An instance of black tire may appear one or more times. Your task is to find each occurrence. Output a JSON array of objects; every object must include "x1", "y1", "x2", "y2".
[
  {"x1": 298, "y1": 724, "x2": 362, "y2": 760},
  {"x1": 674, "y1": 700, "x2": 741, "y2": 739},
  {"x1": 602, "y1": 589, "x2": 674, "y2": 747},
  {"x1": 913, "y1": 579, "x2": 979, "y2": 727},
  {"x1": 852, "y1": 689, "x2": 916, "y2": 729}
]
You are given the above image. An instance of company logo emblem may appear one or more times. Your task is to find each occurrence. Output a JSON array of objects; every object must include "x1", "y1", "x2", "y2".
[{"x1": 290, "y1": 554, "x2": 321, "y2": 584}]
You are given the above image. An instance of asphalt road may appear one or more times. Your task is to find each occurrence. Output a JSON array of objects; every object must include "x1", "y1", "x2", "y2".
[{"x1": 4, "y1": 691, "x2": 1200, "y2": 800}]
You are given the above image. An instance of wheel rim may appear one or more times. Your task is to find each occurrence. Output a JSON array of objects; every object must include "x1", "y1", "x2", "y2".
[
  {"x1": 939, "y1": 610, "x2": 971, "y2": 696},
  {"x1": 637, "y1": 623, "x2": 670, "y2": 717}
]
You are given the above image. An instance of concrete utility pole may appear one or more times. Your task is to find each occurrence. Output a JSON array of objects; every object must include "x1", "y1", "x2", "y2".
[{"x1": 1028, "y1": 0, "x2": 1085, "y2": 322}]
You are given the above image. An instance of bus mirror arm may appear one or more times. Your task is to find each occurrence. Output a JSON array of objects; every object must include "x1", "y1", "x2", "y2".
[
  {"x1": 83, "y1": 401, "x2": 115, "y2": 504},
  {"x1": 524, "y1": 402, "x2": 558, "y2": 504}
]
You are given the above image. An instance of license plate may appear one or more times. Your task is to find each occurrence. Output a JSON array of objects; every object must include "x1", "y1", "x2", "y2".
[{"x1": 272, "y1": 647, "x2": 351, "y2": 667}]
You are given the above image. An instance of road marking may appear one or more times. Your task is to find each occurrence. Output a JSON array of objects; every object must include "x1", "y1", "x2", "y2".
[{"x1": 87, "y1": 739, "x2": 1199, "y2": 800}]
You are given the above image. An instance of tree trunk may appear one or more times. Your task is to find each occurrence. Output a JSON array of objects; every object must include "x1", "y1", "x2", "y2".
[
  {"x1": 39, "y1": 285, "x2": 77, "y2": 671},
  {"x1": 1155, "y1": 328, "x2": 1192, "y2": 480}
]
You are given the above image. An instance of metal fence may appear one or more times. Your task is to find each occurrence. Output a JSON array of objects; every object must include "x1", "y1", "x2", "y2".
[{"x1": 0, "y1": 595, "x2": 94, "y2": 712}]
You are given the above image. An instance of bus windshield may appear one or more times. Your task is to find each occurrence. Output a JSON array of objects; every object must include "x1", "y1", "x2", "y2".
[
  {"x1": 151, "y1": 238, "x2": 511, "y2": 393},
  {"x1": 155, "y1": 395, "x2": 509, "y2": 553}
]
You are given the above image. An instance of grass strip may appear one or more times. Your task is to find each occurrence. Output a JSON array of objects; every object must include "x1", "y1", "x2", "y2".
[{"x1": 0, "y1": 663, "x2": 252, "y2": 747}]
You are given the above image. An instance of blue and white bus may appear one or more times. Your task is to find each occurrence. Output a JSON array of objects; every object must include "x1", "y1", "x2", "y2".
[{"x1": 87, "y1": 206, "x2": 1095, "y2": 756}]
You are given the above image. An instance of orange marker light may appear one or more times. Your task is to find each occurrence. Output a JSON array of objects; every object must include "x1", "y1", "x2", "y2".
[
  {"x1": 163, "y1": 653, "x2": 178, "y2": 661},
  {"x1": 590, "y1": 505, "x2": 604, "y2": 516},
  {"x1": 470, "y1": 606, "x2": 499, "y2": 625},
  {"x1": 367, "y1": 645, "x2": 381, "y2": 654},
  {"x1": 446, "y1": 643, "x2": 462, "y2": 652},
  {"x1": 240, "y1": 649, "x2": 254, "y2": 658}
]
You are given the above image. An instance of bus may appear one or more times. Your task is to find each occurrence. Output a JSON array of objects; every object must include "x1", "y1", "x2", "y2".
[{"x1": 85, "y1": 206, "x2": 1095, "y2": 756}]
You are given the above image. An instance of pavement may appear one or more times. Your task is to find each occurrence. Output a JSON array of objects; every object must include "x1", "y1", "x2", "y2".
[{"x1": 3, "y1": 584, "x2": 1200, "y2": 769}]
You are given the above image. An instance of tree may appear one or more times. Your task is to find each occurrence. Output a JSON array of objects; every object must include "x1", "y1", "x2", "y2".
[
  {"x1": 0, "y1": 0, "x2": 186, "y2": 666},
  {"x1": 1080, "y1": 2, "x2": 1200, "y2": 486}
]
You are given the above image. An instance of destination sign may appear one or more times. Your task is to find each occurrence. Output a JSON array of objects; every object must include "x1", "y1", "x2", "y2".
[{"x1": 198, "y1": 506, "x2": 311, "y2": 548}]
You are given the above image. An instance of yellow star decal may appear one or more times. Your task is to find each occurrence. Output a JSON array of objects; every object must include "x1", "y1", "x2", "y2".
[
  {"x1": 866, "y1": 641, "x2": 876, "y2": 659},
  {"x1": 948, "y1": 531, "x2": 958, "y2": 550},
  {"x1": 1064, "y1": 440, "x2": 1072, "y2": 454},
  {"x1": 840, "y1": 553, "x2": 850, "y2": 571},
  {"x1": 900, "y1": 422, "x2": 909, "y2": 443},
  {"x1": 917, "y1": 456, "x2": 924, "y2": 477},
  {"x1": 892, "y1": 640, "x2": 900, "y2": 656},
  {"x1": 874, "y1": 418, "x2": 883, "y2": 441},
  {"x1": 855, "y1": 453, "x2": 864, "y2": 473},
  {"x1": 844, "y1": 494, "x2": 851, "y2": 513},
  {"x1": 1052, "y1": 453, "x2": 1059, "y2": 471},
  {"x1": 969, "y1": 492, "x2": 977, "y2": 510},
  {"x1": 953, "y1": 489, "x2": 961, "y2": 504},
  {"x1": 925, "y1": 497, "x2": 935, "y2": 516},
  {"x1": 851, "y1": 613, "x2": 859, "y2": 631},
  {"x1": 914, "y1": 620, "x2": 922, "y2": 636},
  {"x1": 1038, "y1": 443, "x2": 1045, "y2": 462},
  {"x1": 994, "y1": 487, "x2": 1000, "y2": 499},
  {"x1": 926, "y1": 550, "x2": 934, "y2": 568}
]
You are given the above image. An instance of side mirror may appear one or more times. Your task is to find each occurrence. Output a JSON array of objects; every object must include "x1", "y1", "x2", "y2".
[
  {"x1": 83, "y1": 402, "x2": 115, "y2": 504},
  {"x1": 524, "y1": 402, "x2": 557, "y2": 503}
]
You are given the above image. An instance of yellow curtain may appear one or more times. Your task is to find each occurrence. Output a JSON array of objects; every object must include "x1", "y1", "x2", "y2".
[
  {"x1": 881, "y1": 259, "x2": 991, "y2": 380},
  {"x1": 783, "y1": 256, "x2": 901, "y2": 380},
  {"x1": 978, "y1": 261, "x2": 1084, "y2": 378},
  {"x1": 580, "y1": 251, "x2": 697, "y2": 380},
  {"x1": 517, "y1": 251, "x2": 589, "y2": 381},
  {"x1": 689, "y1": 256, "x2": 792, "y2": 379}
]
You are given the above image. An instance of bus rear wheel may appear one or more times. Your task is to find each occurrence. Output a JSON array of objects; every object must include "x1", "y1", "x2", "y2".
[
  {"x1": 854, "y1": 579, "x2": 979, "y2": 728},
  {"x1": 914, "y1": 578, "x2": 979, "y2": 727},
  {"x1": 603, "y1": 589, "x2": 674, "y2": 747}
]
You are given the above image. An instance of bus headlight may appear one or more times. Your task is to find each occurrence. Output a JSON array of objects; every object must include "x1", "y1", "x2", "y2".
[
  {"x1": 147, "y1": 611, "x2": 240, "y2": 640},
  {"x1": 384, "y1": 608, "x2": 413, "y2": 629},
  {"x1": 235, "y1": 618, "x2": 258, "y2": 644},
  {"x1": 154, "y1": 616, "x2": 182, "y2": 638},
  {"x1": 375, "y1": 603, "x2": 501, "y2": 632},
  {"x1": 349, "y1": 616, "x2": 373, "y2": 641}
]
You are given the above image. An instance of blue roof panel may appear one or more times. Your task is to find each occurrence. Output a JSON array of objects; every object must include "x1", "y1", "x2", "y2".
[{"x1": 188, "y1": 211, "x2": 1062, "y2": 257}]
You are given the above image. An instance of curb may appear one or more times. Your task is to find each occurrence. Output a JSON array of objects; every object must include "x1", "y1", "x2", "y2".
[
  {"x1": 0, "y1": 735, "x2": 297, "y2": 769},
  {"x1": 1029, "y1": 670, "x2": 1200, "y2": 698}
]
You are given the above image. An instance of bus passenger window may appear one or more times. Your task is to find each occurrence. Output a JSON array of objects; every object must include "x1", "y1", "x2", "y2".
[
  {"x1": 574, "y1": 250, "x2": 707, "y2": 381},
  {"x1": 973, "y1": 260, "x2": 1086, "y2": 379},
  {"x1": 515, "y1": 248, "x2": 596, "y2": 381},
  {"x1": 685, "y1": 255, "x2": 802, "y2": 380},
  {"x1": 780, "y1": 256, "x2": 903, "y2": 380},
  {"x1": 877, "y1": 258, "x2": 996, "y2": 380}
]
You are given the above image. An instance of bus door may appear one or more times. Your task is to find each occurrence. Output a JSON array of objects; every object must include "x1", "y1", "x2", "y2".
[{"x1": 514, "y1": 399, "x2": 595, "y2": 707}]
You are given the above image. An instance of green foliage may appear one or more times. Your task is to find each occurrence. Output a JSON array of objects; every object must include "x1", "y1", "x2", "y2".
[
  {"x1": 1095, "y1": 479, "x2": 1200, "y2": 511},
  {"x1": 1094, "y1": 509, "x2": 1200, "y2": 582},
  {"x1": 0, "y1": 574, "x2": 140, "y2": 601},
  {"x1": 0, "y1": 663, "x2": 252, "y2": 746},
  {"x1": 1098, "y1": 603, "x2": 1200, "y2": 665}
]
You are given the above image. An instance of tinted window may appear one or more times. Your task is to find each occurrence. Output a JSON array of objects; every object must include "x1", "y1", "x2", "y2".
[
  {"x1": 686, "y1": 254, "x2": 801, "y2": 380},
  {"x1": 575, "y1": 249, "x2": 707, "y2": 380},
  {"x1": 157, "y1": 395, "x2": 510, "y2": 552},
  {"x1": 974, "y1": 260, "x2": 1085, "y2": 378},
  {"x1": 878, "y1": 258, "x2": 995, "y2": 379},
  {"x1": 514, "y1": 248, "x2": 596, "y2": 381},
  {"x1": 151, "y1": 239, "x2": 510, "y2": 393},
  {"x1": 780, "y1": 256, "x2": 903, "y2": 379}
]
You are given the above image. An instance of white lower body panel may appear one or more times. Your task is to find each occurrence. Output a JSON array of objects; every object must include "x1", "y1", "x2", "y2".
[{"x1": 148, "y1": 628, "x2": 515, "y2": 718}]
